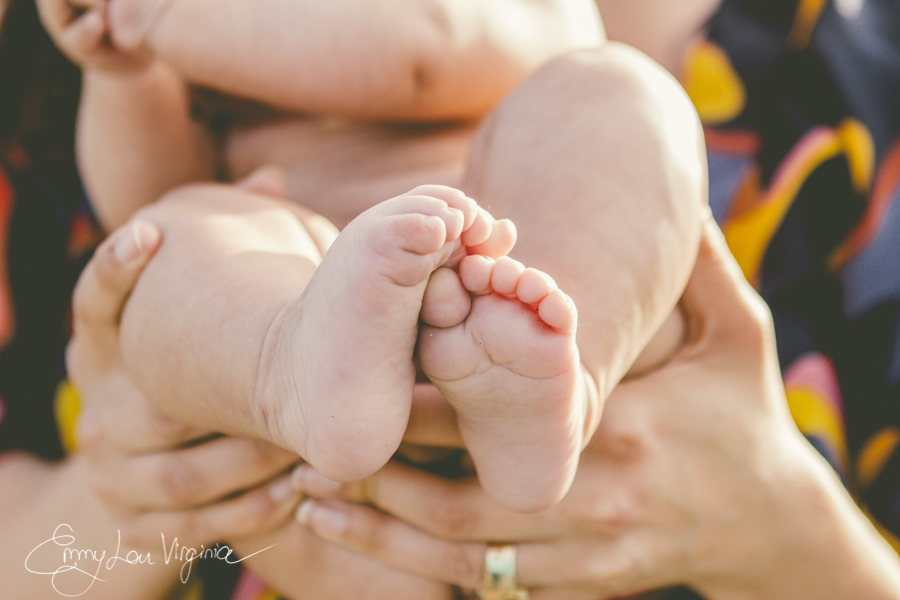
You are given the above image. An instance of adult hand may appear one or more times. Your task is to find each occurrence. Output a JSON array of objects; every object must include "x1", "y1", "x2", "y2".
[
  {"x1": 228, "y1": 521, "x2": 455, "y2": 600},
  {"x1": 69, "y1": 178, "x2": 456, "y2": 600},
  {"x1": 68, "y1": 217, "x2": 302, "y2": 552},
  {"x1": 223, "y1": 169, "x2": 462, "y2": 600},
  {"x1": 288, "y1": 216, "x2": 893, "y2": 599}
]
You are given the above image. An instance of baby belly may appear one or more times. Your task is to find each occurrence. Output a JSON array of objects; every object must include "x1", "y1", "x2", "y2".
[{"x1": 223, "y1": 116, "x2": 476, "y2": 228}]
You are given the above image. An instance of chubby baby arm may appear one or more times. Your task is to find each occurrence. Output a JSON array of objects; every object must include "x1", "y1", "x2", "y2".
[
  {"x1": 78, "y1": 62, "x2": 217, "y2": 231},
  {"x1": 106, "y1": 0, "x2": 604, "y2": 121},
  {"x1": 34, "y1": 0, "x2": 213, "y2": 231}
]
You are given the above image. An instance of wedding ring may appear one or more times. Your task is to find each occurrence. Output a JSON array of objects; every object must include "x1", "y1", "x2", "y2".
[{"x1": 476, "y1": 543, "x2": 529, "y2": 600}]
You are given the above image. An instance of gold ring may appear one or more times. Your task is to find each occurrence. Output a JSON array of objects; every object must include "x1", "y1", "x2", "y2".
[{"x1": 476, "y1": 543, "x2": 529, "y2": 600}]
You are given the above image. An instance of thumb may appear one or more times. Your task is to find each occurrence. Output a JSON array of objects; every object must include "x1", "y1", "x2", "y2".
[
  {"x1": 72, "y1": 220, "x2": 162, "y2": 338},
  {"x1": 679, "y1": 213, "x2": 774, "y2": 343}
]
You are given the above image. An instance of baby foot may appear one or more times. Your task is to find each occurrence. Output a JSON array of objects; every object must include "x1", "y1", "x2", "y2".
[
  {"x1": 262, "y1": 186, "x2": 497, "y2": 482},
  {"x1": 418, "y1": 256, "x2": 585, "y2": 512}
]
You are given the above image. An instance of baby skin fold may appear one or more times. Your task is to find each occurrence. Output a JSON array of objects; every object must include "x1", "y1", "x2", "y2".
[
  {"x1": 122, "y1": 183, "x2": 586, "y2": 513},
  {"x1": 259, "y1": 186, "x2": 585, "y2": 513}
]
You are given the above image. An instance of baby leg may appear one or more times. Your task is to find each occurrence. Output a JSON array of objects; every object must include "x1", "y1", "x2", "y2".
[
  {"x1": 265, "y1": 185, "x2": 498, "y2": 482},
  {"x1": 448, "y1": 48, "x2": 706, "y2": 507},
  {"x1": 418, "y1": 256, "x2": 584, "y2": 513}
]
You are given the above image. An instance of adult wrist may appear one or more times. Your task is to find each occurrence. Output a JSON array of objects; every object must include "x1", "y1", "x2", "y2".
[{"x1": 694, "y1": 433, "x2": 900, "y2": 600}]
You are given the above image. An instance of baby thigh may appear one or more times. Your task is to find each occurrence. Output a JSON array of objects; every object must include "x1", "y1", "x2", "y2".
[{"x1": 117, "y1": 181, "x2": 326, "y2": 441}]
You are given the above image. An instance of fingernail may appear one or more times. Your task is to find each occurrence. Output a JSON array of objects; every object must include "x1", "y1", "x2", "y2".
[
  {"x1": 293, "y1": 464, "x2": 342, "y2": 495},
  {"x1": 268, "y1": 476, "x2": 297, "y2": 504},
  {"x1": 113, "y1": 221, "x2": 160, "y2": 264},
  {"x1": 308, "y1": 503, "x2": 348, "y2": 538},
  {"x1": 295, "y1": 498, "x2": 314, "y2": 524},
  {"x1": 296, "y1": 500, "x2": 348, "y2": 537}
]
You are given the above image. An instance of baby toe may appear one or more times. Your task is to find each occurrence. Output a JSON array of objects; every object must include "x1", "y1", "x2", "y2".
[
  {"x1": 407, "y1": 185, "x2": 478, "y2": 232},
  {"x1": 459, "y1": 255, "x2": 495, "y2": 295},
  {"x1": 460, "y1": 208, "x2": 493, "y2": 248},
  {"x1": 466, "y1": 218, "x2": 517, "y2": 259},
  {"x1": 383, "y1": 214, "x2": 448, "y2": 256},
  {"x1": 516, "y1": 268, "x2": 558, "y2": 305},
  {"x1": 490, "y1": 256, "x2": 525, "y2": 296},
  {"x1": 421, "y1": 267, "x2": 471, "y2": 327},
  {"x1": 537, "y1": 289, "x2": 577, "y2": 333}
]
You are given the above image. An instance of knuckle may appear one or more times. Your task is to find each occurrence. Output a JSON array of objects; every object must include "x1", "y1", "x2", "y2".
[
  {"x1": 428, "y1": 495, "x2": 478, "y2": 540},
  {"x1": 586, "y1": 490, "x2": 641, "y2": 536},
  {"x1": 70, "y1": 270, "x2": 103, "y2": 329},
  {"x1": 115, "y1": 513, "x2": 160, "y2": 552},
  {"x1": 156, "y1": 458, "x2": 202, "y2": 506},
  {"x1": 173, "y1": 511, "x2": 206, "y2": 547},
  {"x1": 116, "y1": 518, "x2": 144, "y2": 548},
  {"x1": 218, "y1": 493, "x2": 280, "y2": 541},
  {"x1": 748, "y1": 301, "x2": 776, "y2": 349},
  {"x1": 351, "y1": 510, "x2": 391, "y2": 555},
  {"x1": 143, "y1": 403, "x2": 192, "y2": 441},
  {"x1": 590, "y1": 547, "x2": 646, "y2": 593},
  {"x1": 236, "y1": 492, "x2": 278, "y2": 529},
  {"x1": 174, "y1": 506, "x2": 233, "y2": 549},
  {"x1": 731, "y1": 289, "x2": 776, "y2": 353},
  {"x1": 88, "y1": 470, "x2": 119, "y2": 504},
  {"x1": 598, "y1": 414, "x2": 648, "y2": 462},
  {"x1": 442, "y1": 545, "x2": 483, "y2": 587},
  {"x1": 91, "y1": 235, "x2": 130, "y2": 292}
]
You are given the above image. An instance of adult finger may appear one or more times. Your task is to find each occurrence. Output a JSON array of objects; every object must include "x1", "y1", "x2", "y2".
[
  {"x1": 75, "y1": 382, "x2": 203, "y2": 453},
  {"x1": 528, "y1": 587, "x2": 615, "y2": 600},
  {"x1": 295, "y1": 497, "x2": 484, "y2": 589},
  {"x1": 229, "y1": 521, "x2": 457, "y2": 600},
  {"x1": 93, "y1": 436, "x2": 299, "y2": 510},
  {"x1": 296, "y1": 498, "x2": 635, "y2": 592},
  {"x1": 120, "y1": 474, "x2": 303, "y2": 551},
  {"x1": 72, "y1": 220, "x2": 162, "y2": 340},
  {"x1": 678, "y1": 215, "x2": 774, "y2": 348},
  {"x1": 292, "y1": 460, "x2": 564, "y2": 541}
]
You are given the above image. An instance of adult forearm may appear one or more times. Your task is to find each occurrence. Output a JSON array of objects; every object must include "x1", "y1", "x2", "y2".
[
  {"x1": 697, "y1": 434, "x2": 900, "y2": 600},
  {"x1": 1, "y1": 453, "x2": 182, "y2": 600},
  {"x1": 77, "y1": 64, "x2": 215, "y2": 231},
  {"x1": 110, "y1": 0, "x2": 603, "y2": 121}
]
